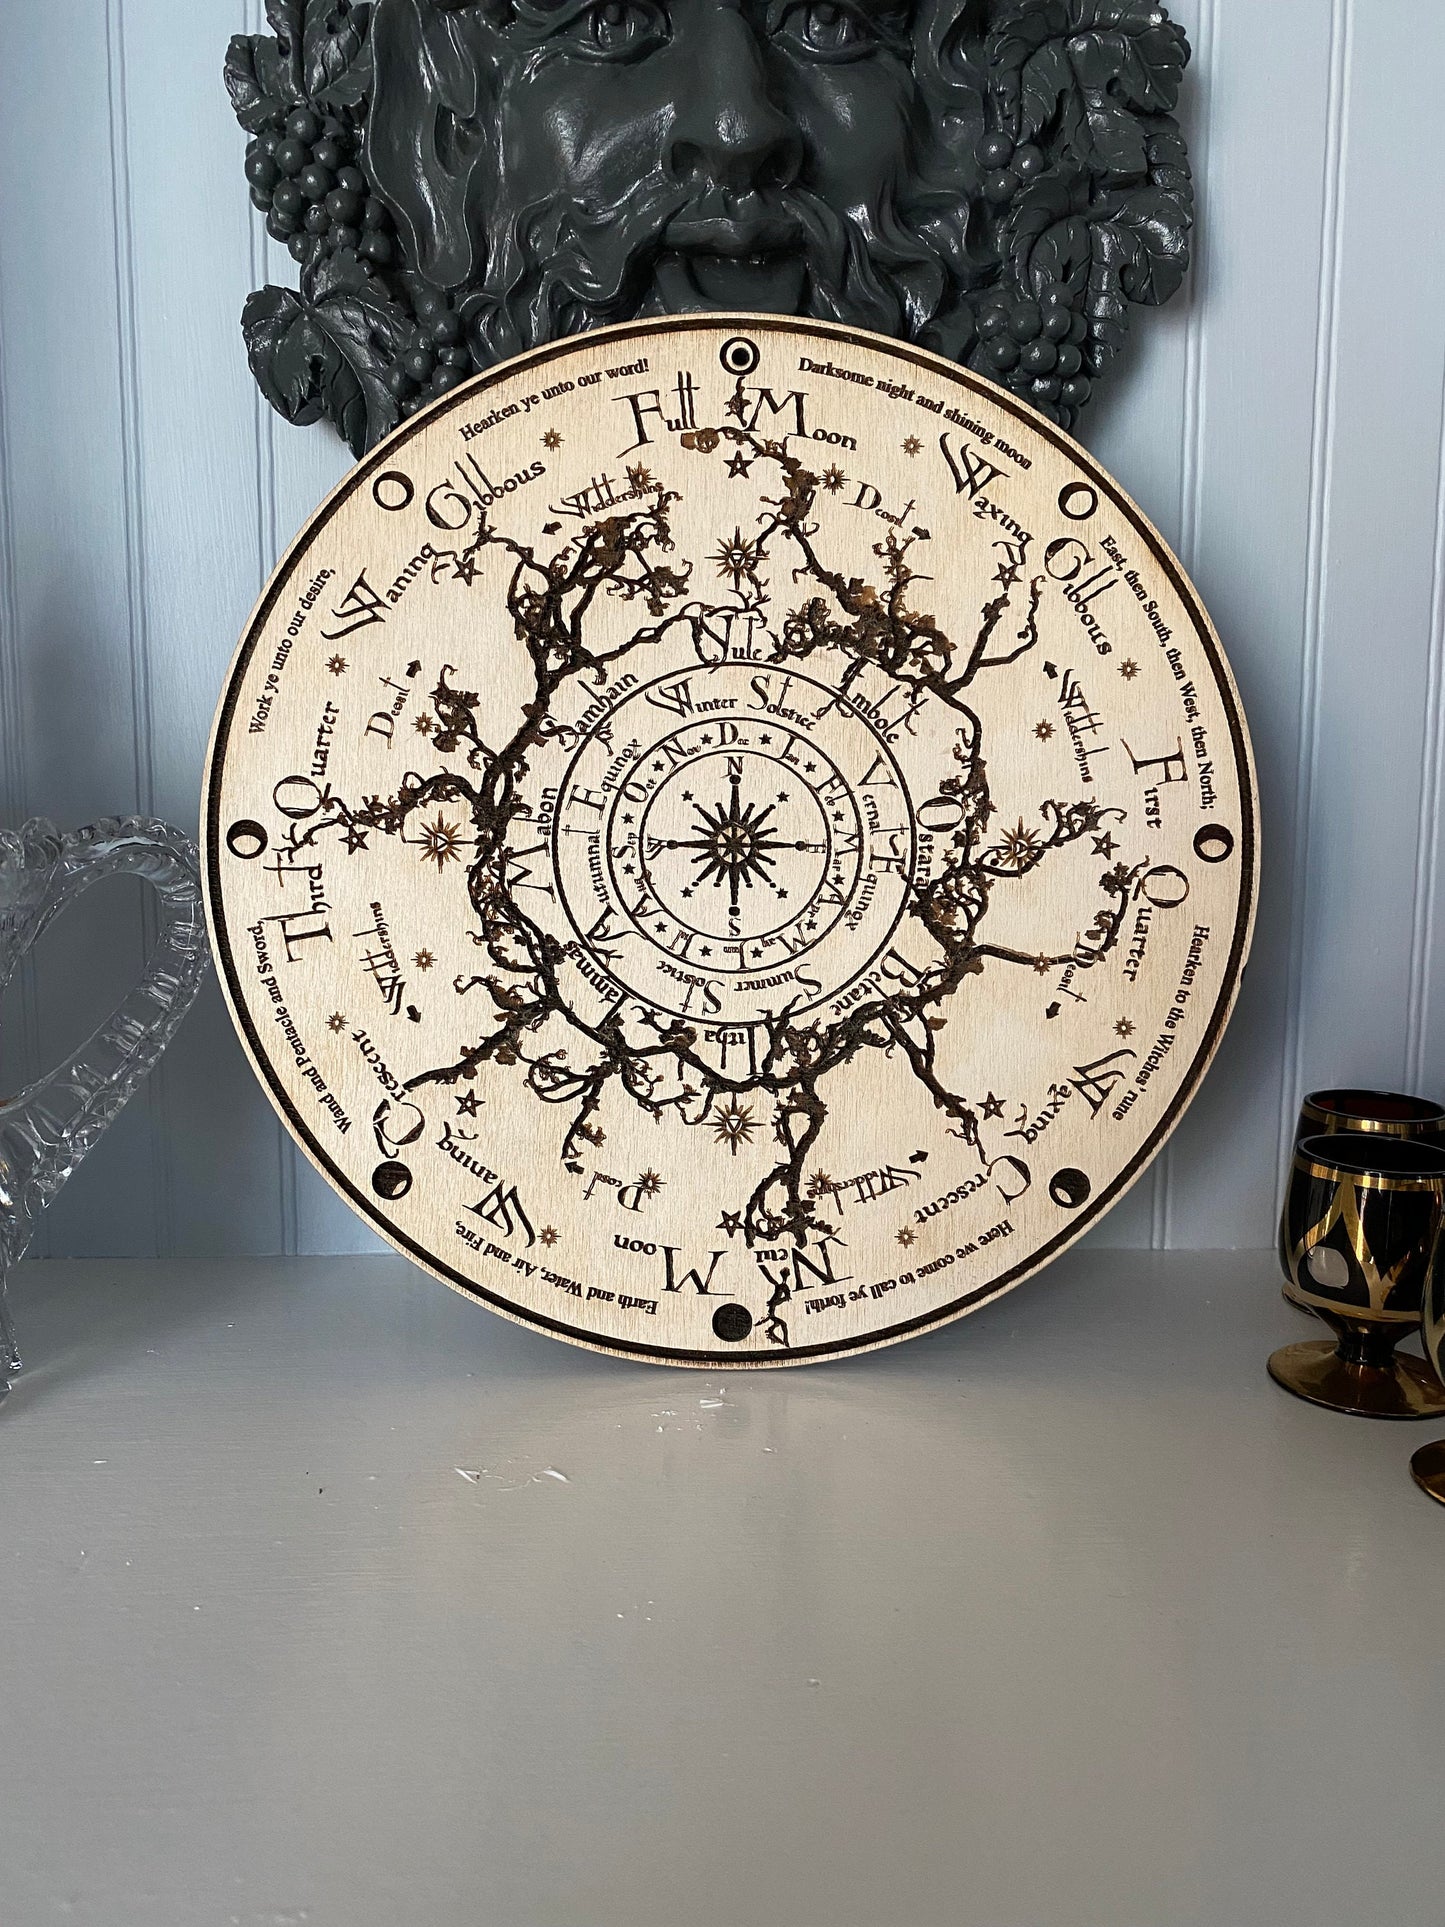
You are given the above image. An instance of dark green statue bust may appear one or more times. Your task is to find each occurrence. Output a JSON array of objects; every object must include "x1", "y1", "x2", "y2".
[{"x1": 228, "y1": 0, "x2": 1193, "y2": 455}]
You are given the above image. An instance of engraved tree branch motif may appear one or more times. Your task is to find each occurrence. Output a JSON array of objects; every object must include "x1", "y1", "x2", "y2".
[{"x1": 293, "y1": 431, "x2": 1138, "y2": 1344}]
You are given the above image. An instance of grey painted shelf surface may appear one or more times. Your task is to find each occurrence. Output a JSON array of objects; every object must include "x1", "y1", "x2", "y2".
[{"x1": 3, "y1": 1248, "x2": 1443, "y2": 1927}]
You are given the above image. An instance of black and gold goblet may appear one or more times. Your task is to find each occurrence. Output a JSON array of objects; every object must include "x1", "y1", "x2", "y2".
[
  {"x1": 1270, "y1": 1131, "x2": 1445, "y2": 1419},
  {"x1": 1280, "y1": 1090, "x2": 1445, "y2": 1314}
]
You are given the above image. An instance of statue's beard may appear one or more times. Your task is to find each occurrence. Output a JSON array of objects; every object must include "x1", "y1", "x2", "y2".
[{"x1": 460, "y1": 173, "x2": 975, "y2": 368}]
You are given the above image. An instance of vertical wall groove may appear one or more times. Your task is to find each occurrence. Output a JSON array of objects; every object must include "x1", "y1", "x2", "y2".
[
  {"x1": 105, "y1": 0, "x2": 168, "y2": 1254},
  {"x1": 0, "y1": 281, "x2": 43, "y2": 1110},
  {"x1": 1153, "y1": 0, "x2": 1215, "y2": 1250},
  {"x1": 244, "y1": 0, "x2": 299, "y2": 1255},
  {"x1": 1277, "y1": 0, "x2": 1353, "y2": 1171},
  {"x1": 0, "y1": 303, "x2": 24, "y2": 830},
  {"x1": 1405, "y1": 362, "x2": 1445, "y2": 1090}
]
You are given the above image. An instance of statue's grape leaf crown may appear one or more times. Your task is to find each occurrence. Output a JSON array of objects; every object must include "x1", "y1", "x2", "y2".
[{"x1": 226, "y1": 0, "x2": 1194, "y2": 458}]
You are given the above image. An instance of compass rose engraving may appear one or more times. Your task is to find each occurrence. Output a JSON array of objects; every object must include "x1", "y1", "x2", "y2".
[
  {"x1": 559, "y1": 667, "x2": 915, "y2": 1031},
  {"x1": 677, "y1": 765, "x2": 787, "y2": 922}
]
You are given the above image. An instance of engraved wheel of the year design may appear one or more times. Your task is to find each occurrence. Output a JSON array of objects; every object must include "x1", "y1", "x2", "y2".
[{"x1": 204, "y1": 316, "x2": 1258, "y2": 1366}]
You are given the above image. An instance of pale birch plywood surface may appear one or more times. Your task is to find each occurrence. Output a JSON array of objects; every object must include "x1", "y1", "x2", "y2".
[
  {"x1": 3, "y1": 1248, "x2": 1445, "y2": 1926},
  {"x1": 203, "y1": 318, "x2": 1256, "y2": 1364}
]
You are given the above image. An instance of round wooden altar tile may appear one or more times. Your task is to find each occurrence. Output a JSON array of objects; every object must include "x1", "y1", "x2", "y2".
[{"x1": 204, "y1": 317, "x2": 1257, "y2": 1366}]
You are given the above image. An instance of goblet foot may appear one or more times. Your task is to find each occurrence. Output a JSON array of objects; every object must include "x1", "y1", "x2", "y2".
[
  {"x1": 1410, "y1": 1438, "x2": 1445, "y2": 1503},
  {"x1": 1267, "y1": 1338, "x2": 1445, "y2": 1419}
]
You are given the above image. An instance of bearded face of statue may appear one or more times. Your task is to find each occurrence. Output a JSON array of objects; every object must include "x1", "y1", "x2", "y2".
[
  {"x1": 368, "y1": 0, "x2": 980, "y2": 365},
  {"x1": 230, "y1": 0, "x2": 1193, "y2": 453}
]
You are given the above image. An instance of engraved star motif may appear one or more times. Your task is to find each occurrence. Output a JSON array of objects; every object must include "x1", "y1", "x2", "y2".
[
  {"x1": 995, "y1": 563, "x2": 1021, "y2": 590},
  {"x1": 1093, "y1": 834, "x2": 1118, "y2": 857},
  {"x1": 541, "y1": 428, "x2": 563, "y2": 449},
  {"x1": 455, "y1": 1090, "x2": 481, "y2": 1117},
  {"x1": 452, "y1": 552, "x2": 480, "y2": 586},
  {"x1": 417, "y1": 813, "x2": 466, "y2": 872},
  {"x1": 710, "y1": 1096, "x2": 758, "y2": 1155},
  {"x1": 327, "y1": 1013, "x2": 347, "y2": 1033},
  {"x1": 901, "y1": 435, "x2": 923, "y2": 457},
  {"x1": 1114, "y1": 1018, "x2": 1135, "y2": 1039},
  {"x1": 993, "y1": 819, "x2": 1045, "y2": 872},
  {"x1": 821, "y1": 465, "x2": 846, "y2": 493},
  {"x1": 980, "y1": 1092, "x2": 1005, "y2": 1120},
  {"x1": 1119, "y1": 659, "x2": 1140, "y2": 680},
  {"x1": 718, "y1": 1210, "x2": 744, "y2": 1238},
  {"x1": 638, "y1": 1170, "x2": 663, "y2": 1196},
  {"x1": 896, "y1": 1227, "x2": 916, "y2": 1246},
  {"x1": 710, "y1": 526, "x2": 765, "y2": 594},
  {"x1": 342, "y1": 825, "x2": 369, "y2": 854},
  {"x1": 414, "y1": 950, "x2": 435, "y2": 971},
  {"x1": 725, "y1": 389, "x2": 749, "y2": 422},
  {"x1": 1034, "y1": 721, "x2": 1054, "y2": 741},
  {"x1": 540, "y1": 1226, "x2": 558, "y2": 1247},
  {"x1": 726, "y1": 451, "x2": 752, "y2": 478},
  {"x1": 626, "y1": 462, "x2": 653, "y2": 490},
  {"x1": 414, "y1": 713, "x2": 433, "y2": 735},
  {"x1": 1033, "y1": 955, "x2": 1053, "y2": 975},
  {"x1": 326, "y1": 655, "x2": 347, "y2": 675}
]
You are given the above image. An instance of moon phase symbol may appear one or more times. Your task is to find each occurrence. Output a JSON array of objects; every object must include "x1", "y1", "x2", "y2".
[
  {"x1": 1057, "y1": 482, "x2": 1098, "y2": 522},
  {"x1": 712, "y1": 1303, "x2": 754, "y2": 1342},
  {"x1": 371, "y1": 1160, "x2": 413, "y2": 1201},
  {"x1": 1193, "y1": 824, "x2": 1236, "y2": 865},
  {"x1": 1049, "y1": 1168, "x2": 1092, "y2": 1209},
  {"x1": 225, "y1": 819, "x2": 268, "y2": 860},
  {"x1": 372, "y1": 470, "x2": 415, "y2": 513},
  {"x1": 719, "y1": 336, "x2": 760, "y2": 376}
]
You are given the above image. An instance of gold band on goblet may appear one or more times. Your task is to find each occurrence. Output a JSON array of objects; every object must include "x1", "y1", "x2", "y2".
[
  {"x1": 1299, "y1": 1088, "x2": 1445, "y2": 1140},
  {"x1": 1280, "y1": 1090, "x2": 1445, "y2": 1315},
  {"x1": 1269, "y1": 1131, "x2": 1445, "y2": 1419}
]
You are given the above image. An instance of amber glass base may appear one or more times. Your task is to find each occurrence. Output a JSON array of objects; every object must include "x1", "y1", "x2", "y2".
[
  {"x1": 1410, "y1": 1438, "x2": 1445, "y2": 1502},
  {"x1": 1267, "y1": 1338, "x2": 1445, "y2": 1419}
]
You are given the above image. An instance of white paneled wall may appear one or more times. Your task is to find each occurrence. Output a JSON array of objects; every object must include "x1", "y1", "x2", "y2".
[{"x1": 0, "y1": 0, "x2": 1441, "y2": 1255}]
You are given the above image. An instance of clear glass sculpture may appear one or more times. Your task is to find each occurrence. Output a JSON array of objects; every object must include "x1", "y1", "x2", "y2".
[{"x1": 0, "y1": 818, "x2": 209, "y2": 1394}]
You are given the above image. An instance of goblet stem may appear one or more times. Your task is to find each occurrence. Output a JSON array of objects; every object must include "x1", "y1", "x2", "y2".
[{"x1": 1332, "y1": 1324, "x2": 1406, "y2": 1373}]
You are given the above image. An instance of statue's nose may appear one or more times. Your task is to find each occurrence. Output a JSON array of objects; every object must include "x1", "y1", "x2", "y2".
[{"x1": 665, "y1": 12, "x2": 803, "y2": 193}]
